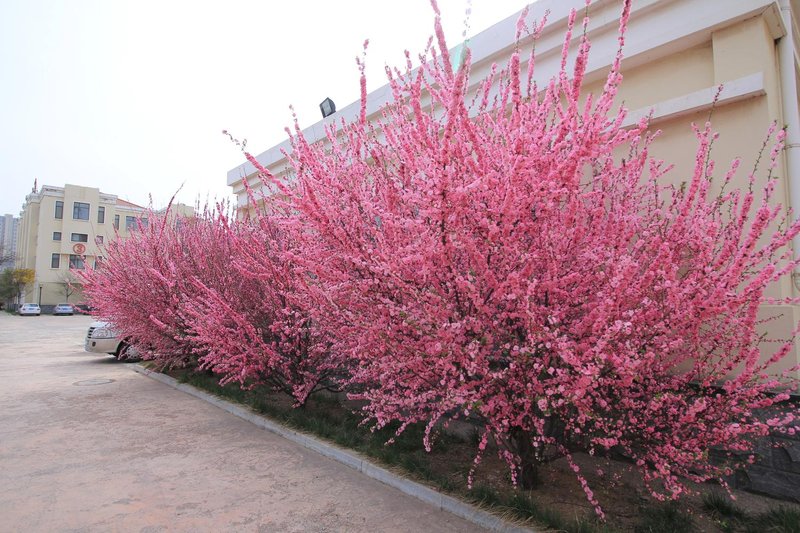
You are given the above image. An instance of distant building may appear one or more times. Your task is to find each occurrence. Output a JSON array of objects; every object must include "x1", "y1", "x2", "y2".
[
  {"x1": 15, "y1": 184, "x2": 148, "y2": 308},
  {"x1": 0, "y1": 214, "x2": 19, "y2": 268},
  {"x1": 164, "y1": 202, "x2": 196, "y2": 221}
]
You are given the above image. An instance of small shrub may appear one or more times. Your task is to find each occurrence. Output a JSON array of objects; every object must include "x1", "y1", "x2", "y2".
[
  {"x1": 702, "y1": 491, "x2": 747, "y2": 520},
  {"x1": 746, "y1": 506, "x2": 800, "y2": 533},
  {"x1": 468, "y1": 483, "x2": 499, "y2": 505},
  {"x1": 634, "y1": 502, "x2": 694, "y2": 533}
]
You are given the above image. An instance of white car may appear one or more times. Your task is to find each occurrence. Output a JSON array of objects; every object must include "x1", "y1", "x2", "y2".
[
  {"x1": 18, "y1": 303, "x2": 41, "y2": 316},
  {"x1": 53, "y1": 303, "x2": 75, "y2": 316},
  {"x1": 84, "y1": 320, "x2": 139, "y2": 361}
]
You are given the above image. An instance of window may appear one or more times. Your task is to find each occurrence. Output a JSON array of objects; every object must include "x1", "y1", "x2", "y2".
[
  {"x1": 55, "y1": 201, "x2": 63, "y2": 219},
  {"x1": 125, "y1": 216, "x2": 136, "y2": 230},
  {"x1": 114, "y1": 214, "x2": 120, "y2": 230},
  {"x1": 73, "y1": 202, "x2": 90, "y2": 220},
  {"x1": 98, "y1": 206, "x2": 105, "y2": 223},
  {"x1": 69, "y1": 254, "x2": 85, "y2": 269},
  {"x1": 51, "y1": 253, "x2": 60, "y2": 269},
  {"x1": 70, "y1": 233, "x2": 88, "y2": 242},
  {"x1": 95, "y1": 235, "x2": 104, "y2": 244},
  {"x1": 53, "y1": 232, "x2": 62, "y2": 241}
]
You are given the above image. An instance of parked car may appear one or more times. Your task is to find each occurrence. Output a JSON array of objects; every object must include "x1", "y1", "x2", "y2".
[
  {"x1": 18, "y1": 303, "x2": 41, "y2": 316},
  {"x1": 84, "y1": 320, "x2": 140, "y2": 361},
  {"x1": 53, "y1": 303, "x2": 74, "y2": 316}
]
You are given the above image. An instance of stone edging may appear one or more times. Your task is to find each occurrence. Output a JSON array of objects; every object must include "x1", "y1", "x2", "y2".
[{"x1": 130, "y1": 364, "x2": 536, "y2": 533}]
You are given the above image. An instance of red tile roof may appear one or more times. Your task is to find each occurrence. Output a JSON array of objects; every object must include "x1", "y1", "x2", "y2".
[{"x1": 116, "y1": 198, "x2": 144, "y2": 209}]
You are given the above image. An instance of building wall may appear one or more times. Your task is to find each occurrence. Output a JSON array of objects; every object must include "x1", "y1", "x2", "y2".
[{"x1": 15, "y1": 184, "x2": 146, "y2": 307}]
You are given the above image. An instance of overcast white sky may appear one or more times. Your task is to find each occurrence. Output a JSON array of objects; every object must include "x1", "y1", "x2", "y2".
[{"x1": 0, "y1": 1, "x2": 531, "y2": 215}]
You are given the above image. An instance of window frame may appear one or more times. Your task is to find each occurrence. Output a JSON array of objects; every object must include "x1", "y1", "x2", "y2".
[
  {"x1": 70, "y1": 233, "x2": 89, "y2": 243},
  {"x1": 98, "y1": 206, "x2": 105, "y2": 224},
  {"x1": 51, "y1": 253, "x2": 60, "y2": 269},
  {"x1": 55, "y1": 201, "x2": 63, "y2": 219},
  {"x1": 72, "y1": 202, "x2": 90, "y2": 220},
  {"x1": 69, "y1": 254, "x2": 85, "y2": 269},
  {"x1": 53, "y1": 231, "x2": 62, "y2": 241}
]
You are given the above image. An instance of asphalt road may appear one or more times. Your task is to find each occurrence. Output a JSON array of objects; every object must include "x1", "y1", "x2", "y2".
[{"x1": 0, "y1": 313, "x2": 484, "y2": 532}]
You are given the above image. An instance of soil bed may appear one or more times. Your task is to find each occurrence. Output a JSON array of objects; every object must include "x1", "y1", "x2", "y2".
[{"x1": 165, "y1": 367, "x2": 800, "y2": 533}]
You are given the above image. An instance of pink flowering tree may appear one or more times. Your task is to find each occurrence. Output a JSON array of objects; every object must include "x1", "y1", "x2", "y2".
[
  {"x1": 242, "y1": 0, "x2": 800, "y2": 516},
  {"x1": 81, "y1": 199, "x2": 341, "y2": 406},
  {"x1": 78, "y1": 208, "x2": 217, "y2": 366},
  {"x1": 181, "y1": 203, "x2": 342, "y2": 407}
]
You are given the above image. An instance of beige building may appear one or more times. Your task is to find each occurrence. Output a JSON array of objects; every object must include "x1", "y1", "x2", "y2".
[{"x1": 15, "y1": 184, "x2": 147, "y2": 308}]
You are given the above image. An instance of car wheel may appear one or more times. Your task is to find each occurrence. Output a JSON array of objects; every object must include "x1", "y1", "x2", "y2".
[{"x1": 116, "y1": 342, "x2": 140, "y2": 362}]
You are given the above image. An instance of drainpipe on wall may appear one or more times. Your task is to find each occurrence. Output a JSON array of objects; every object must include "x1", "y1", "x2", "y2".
[{"x1": 779, "y1": 0, "x2": 800, "y2": 291}]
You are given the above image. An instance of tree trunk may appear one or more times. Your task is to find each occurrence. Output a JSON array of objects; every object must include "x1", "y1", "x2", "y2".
[{"x1": 510, "y1": 427, "x2": 539, "y2": 489}]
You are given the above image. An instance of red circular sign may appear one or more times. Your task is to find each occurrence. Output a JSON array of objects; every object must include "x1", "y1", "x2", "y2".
[{"x1": 73, "y1": 243, "x2": 86, "y2": 254}]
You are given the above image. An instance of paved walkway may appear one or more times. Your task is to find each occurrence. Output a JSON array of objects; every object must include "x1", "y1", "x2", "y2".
[{"x1": 0, "y1": 314, "x2": 484, "y2": 532}]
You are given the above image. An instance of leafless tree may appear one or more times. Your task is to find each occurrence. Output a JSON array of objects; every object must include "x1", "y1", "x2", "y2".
[{"x1": 57, "y1": 271, "x2": 81, "y2": 303}]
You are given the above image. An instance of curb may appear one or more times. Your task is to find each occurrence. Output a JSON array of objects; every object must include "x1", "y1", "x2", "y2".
[{"x1": 130, "y1": 364, "x2": 536, "y2": 533}]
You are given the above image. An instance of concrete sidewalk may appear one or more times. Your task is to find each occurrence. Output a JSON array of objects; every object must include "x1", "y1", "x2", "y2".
[{"x1": 0, "y1": 314, "x2": 485, "y2": 532}]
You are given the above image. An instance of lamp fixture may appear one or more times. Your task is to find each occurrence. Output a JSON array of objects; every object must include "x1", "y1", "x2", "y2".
[{"x1": 319, "y1": 97, "x2": 336, "y2": 118}]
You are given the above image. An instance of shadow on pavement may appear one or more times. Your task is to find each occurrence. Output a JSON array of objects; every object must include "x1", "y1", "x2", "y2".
[{"x1": 77, "y1": 356, "x2": 125, "y2": 366}]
